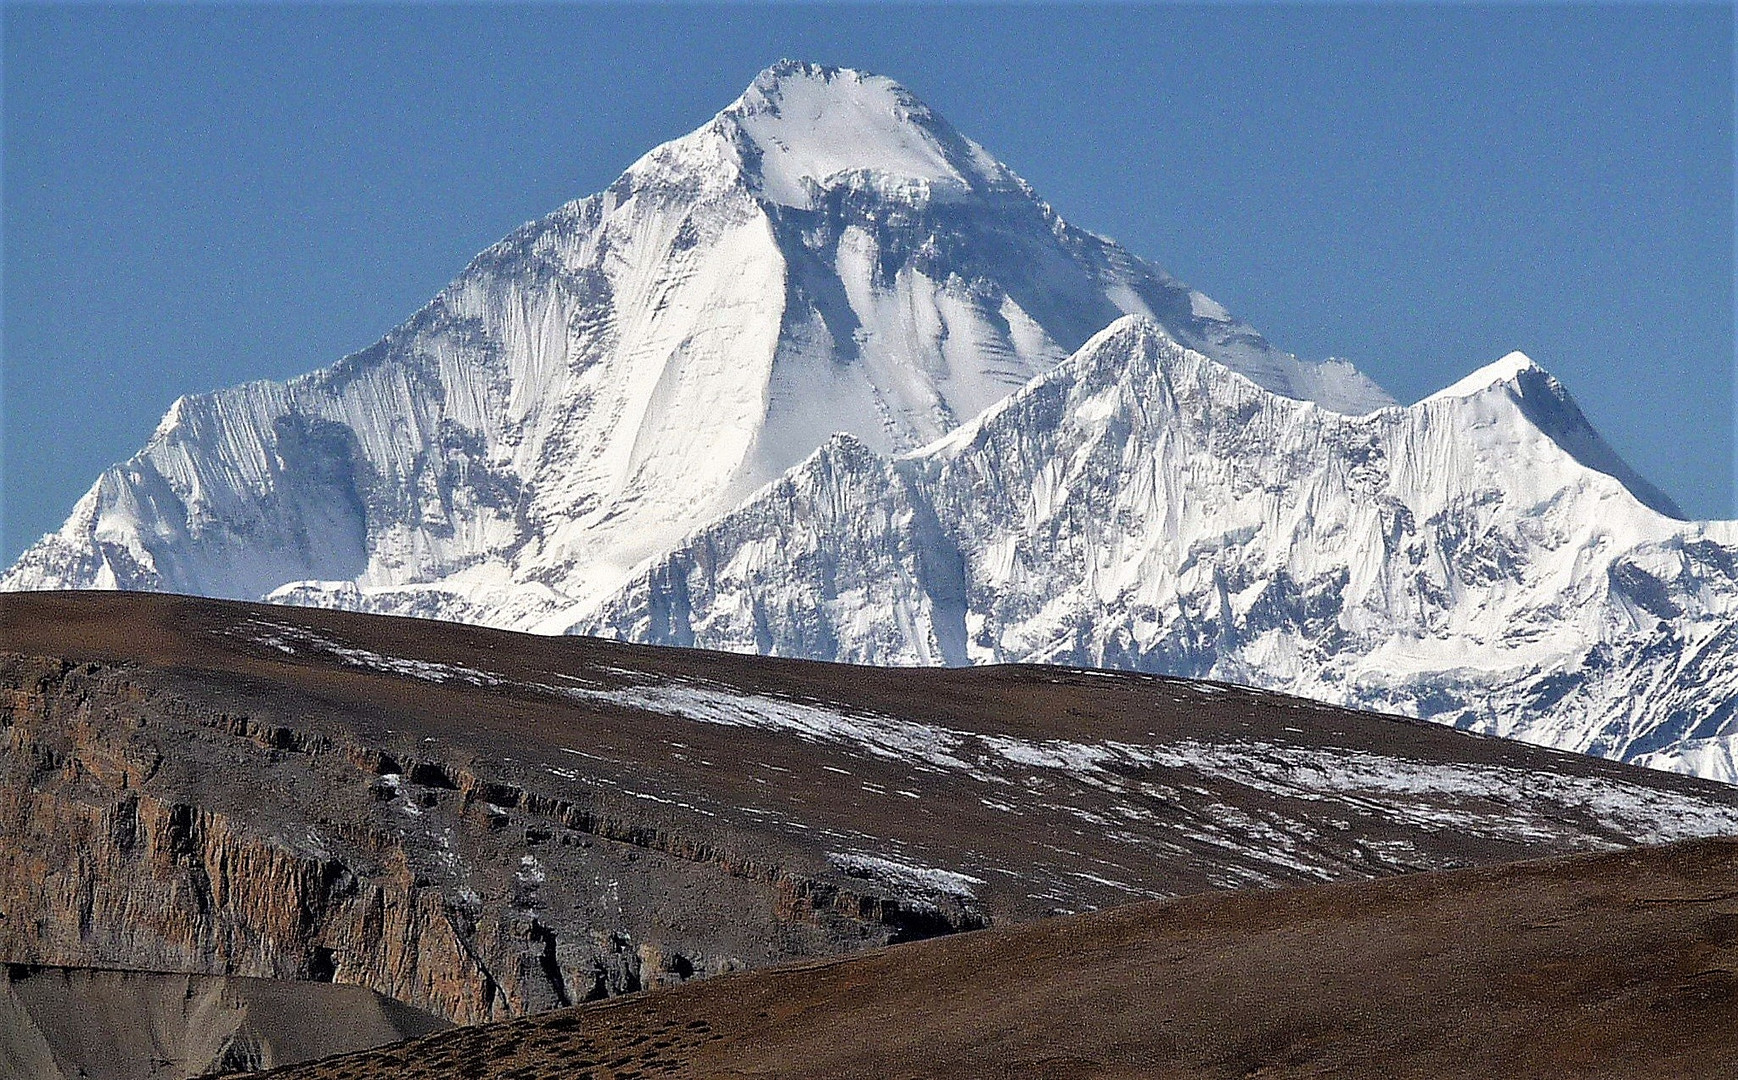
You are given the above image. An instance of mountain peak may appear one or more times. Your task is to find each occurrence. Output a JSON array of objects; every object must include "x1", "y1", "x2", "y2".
[
  {"x1": 715, "y1": 61, "x2": 1006, "y2": 208},
  {"x1": 1423, "y1": 350, "x2": 1543, "y2": 403},
  {"x1": 735, "y1": 60, "x2": 924, "y2": 121},
  {"x1": 748, "y1": 59, "x2": 857, "y2": 90},
  {"x1": 1420, "y1": 350, "x2": 1683, "y2": 518}
]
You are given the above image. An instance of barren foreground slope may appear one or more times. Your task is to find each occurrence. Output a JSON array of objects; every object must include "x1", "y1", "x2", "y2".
[
  {"x1": 249, "y1": 838, "x2": 1738, "y2": 1079},
  {"x1": 2, "y1": 965, "x2": 445, "y2": 1079},
  {"x1": 7, "y1": 591, "x2": 1738, "y2": 1034}
]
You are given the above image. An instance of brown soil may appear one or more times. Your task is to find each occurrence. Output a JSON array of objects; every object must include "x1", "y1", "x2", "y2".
[
  {"x1": 1, "y1": 965, "x2": 445, "y2": 1079},
  {"x1": 247, "y1": 837, "x2": 1738, "y2": 1079},
  {"x1": 7, "y1": 591, "x2": 1738, "y2": 1076}
]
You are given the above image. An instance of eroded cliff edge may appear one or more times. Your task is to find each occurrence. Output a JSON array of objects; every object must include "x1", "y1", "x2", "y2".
[
  {"x1": 0, "y1": 655, "x2": 965, "y2": 1025},
  {"x1": 7, "y1": 592, "x2": 1738, "y2": 1032}
]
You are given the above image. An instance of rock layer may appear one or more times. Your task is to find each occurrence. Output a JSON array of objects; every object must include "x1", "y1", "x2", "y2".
[
  {"x1": 0, "y1": 654, "x2": 952, "y2": 1024},
  {"x1": 241, "y1": 837, "x2": 1738, "y2": 1080},
  {"x1": 6, "y1": 591, "x2": 1738, "y2": 1032}
]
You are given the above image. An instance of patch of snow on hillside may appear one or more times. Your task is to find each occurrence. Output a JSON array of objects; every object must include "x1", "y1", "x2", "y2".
[
  {"x1": 232, "y1": 619, "x2": 508, "y2": 687},
  {"x1": 828, "y1": 851, "x2": 983, "y2": 897},
  {"x1": 561, "y1": 679, "x2": 974, "y2": 769},
  {"x1": 1051, "y1": 736, "x2": 1738, "y2": 845},
  {"x1": 555, "y1": 675, "x2": 1738, "y2": 846}
]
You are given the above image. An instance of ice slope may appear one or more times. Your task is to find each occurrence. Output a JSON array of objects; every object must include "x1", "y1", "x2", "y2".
[
  {"x1": 575, "y1": 317, "x2": 1738, "y2": 773},
  {"x1": 2, "y1": 62, "x2": 1387, "y2": 628}
]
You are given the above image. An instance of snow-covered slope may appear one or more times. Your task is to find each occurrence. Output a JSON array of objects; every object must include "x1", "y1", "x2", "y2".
[
  {"x1": 575, "y1": 317, "x2": 1738, "y2": 776},
  {"x1": 7, "y1": 62, "x2": 1733, "y2": 781},
  {"x1": 2, "y1": 62, "x2": 1384, "y2": 630}
]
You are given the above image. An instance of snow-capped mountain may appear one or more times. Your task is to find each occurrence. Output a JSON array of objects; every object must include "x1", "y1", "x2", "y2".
[
  {"x1": 574, "y1": 318, "x2": 1738, "y2": 780},
  {"x1": 2, "y1": 61, "x2": 1385, "y2": 633},
  {"x1": 6, "y1": 62, "x2": 1734, "y2": 780}
]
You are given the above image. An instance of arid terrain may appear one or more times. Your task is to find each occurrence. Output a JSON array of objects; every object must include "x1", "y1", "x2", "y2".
[
  {"x1": 6, "y1": 43, "x2": 1731, "y2": 1080},
  {"x1": 2, "y1": 965, "x2": 445, "y2": 1079},
  {"x1": 7, "y1": 591, "x2": 1738, "y2": 1075},
  {"x1": 245, "y1": 838, "x2": 1738, "y2": 1079}
]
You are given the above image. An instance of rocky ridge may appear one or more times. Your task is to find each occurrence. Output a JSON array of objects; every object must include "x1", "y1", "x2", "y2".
[{"x1": 7, "y1": 591, "x2": 1738, "y2": 1035}]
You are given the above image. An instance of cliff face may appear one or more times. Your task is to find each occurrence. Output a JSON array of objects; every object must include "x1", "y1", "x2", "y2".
[
  {"x1": 242, "y1": 838, "x2": 1738, "y2": 1080},
  {"x1": 0, "y1": 655, "x2": 952, "y2": 1025},
  {"x1": 7, "y1": 592, "x2": 1738, "y2": 1034}
]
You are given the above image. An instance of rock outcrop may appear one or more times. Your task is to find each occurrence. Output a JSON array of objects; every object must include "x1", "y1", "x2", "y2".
[
  {"x1": 7, "y1": 590, "x2": 1738, "y2": 1034},
  {"x1": 241, "y1": 838, "x2": 1738, "y2": 1080},
  {"x1": 0, "y1": 654, "x2": 963, "y2": 1025}
]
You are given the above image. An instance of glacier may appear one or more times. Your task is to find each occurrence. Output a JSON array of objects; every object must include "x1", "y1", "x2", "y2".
[{"x1": 6, "y1": 61, "x2": 1735, "y2": 781}]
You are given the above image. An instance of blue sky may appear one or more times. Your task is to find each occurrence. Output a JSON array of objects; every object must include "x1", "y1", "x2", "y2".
[{"x1": 4, "y1": 3, "x2": 1732, "y2": 561}]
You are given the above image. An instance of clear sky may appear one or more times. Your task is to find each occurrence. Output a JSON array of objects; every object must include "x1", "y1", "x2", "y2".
[{"x1": 4, "y1": 3, "x2": 1733, "y2": 562}]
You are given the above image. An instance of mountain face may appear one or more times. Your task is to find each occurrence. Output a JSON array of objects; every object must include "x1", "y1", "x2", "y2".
[
  {"x1": 5, "y1": 62, "x2": 1733, "y2": 780},
  {"x1": 574, "y1": 318, "x2": 1738, "y2": 780},
  {"x1": 2, "y1": 61, "x2": 1386, "y2": 634}
]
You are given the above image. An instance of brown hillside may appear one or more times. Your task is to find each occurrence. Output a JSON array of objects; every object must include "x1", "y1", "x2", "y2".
[{"x1": 249, "y1": 838, "x2": 1738, "y2": 1079}]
